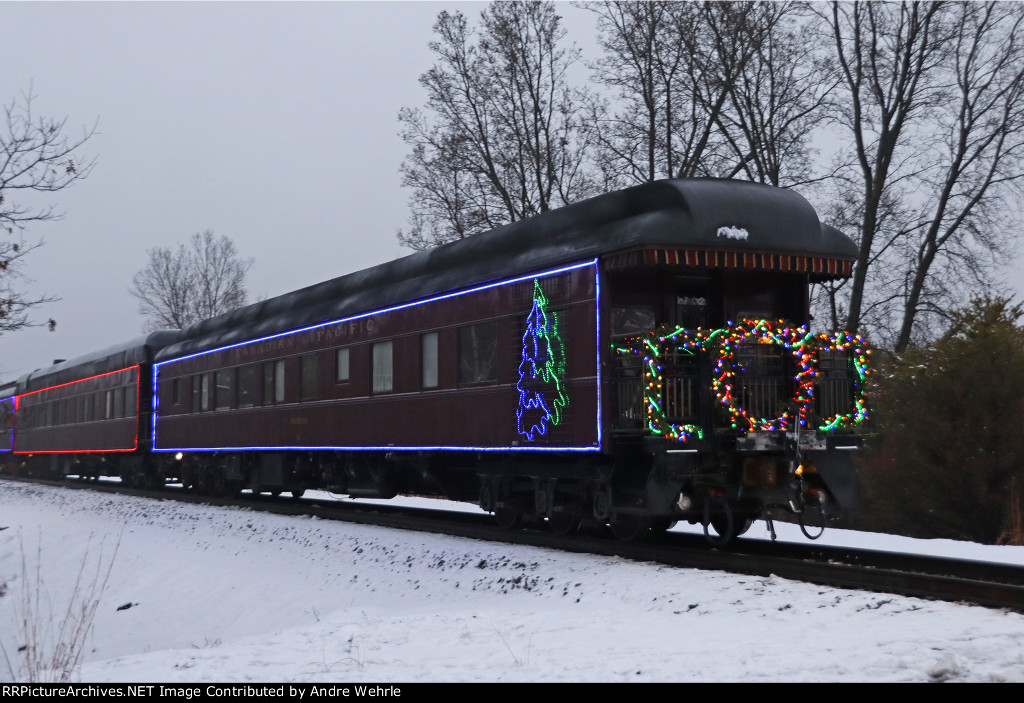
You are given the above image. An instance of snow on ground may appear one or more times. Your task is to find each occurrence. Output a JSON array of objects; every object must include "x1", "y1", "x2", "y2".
[{"x1": 0, "y1": 480, "x2": 1023, "y2": 683}]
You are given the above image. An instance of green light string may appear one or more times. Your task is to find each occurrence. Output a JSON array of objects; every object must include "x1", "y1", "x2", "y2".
[{"x1": 814, "y1": 330, "x2": 871, "y2": 431}]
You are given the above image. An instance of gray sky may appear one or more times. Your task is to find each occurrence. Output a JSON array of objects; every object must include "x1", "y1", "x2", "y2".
[
  {"x1": 1, "y1": 0, "x2": 550, "y2": 379},
  {"x1": 2, "y1": 1, "x2": 1022, "y2": 380}
]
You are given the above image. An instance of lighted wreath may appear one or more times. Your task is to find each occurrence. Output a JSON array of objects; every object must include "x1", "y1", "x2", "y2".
[{"x1": 710, "y1": 319, "x2": 817, "y2": 432}]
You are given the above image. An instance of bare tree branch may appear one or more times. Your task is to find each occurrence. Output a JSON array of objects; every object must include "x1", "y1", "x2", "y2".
[
  {"x1": 397, "y1": 2, "x2": 596, "y2": 250},
  {"x1": 129, "y1": 230, "x2": 253, "y2": 331},
  {"x1": 0, "y1": 89, "x2": 96, "y2": 336}
]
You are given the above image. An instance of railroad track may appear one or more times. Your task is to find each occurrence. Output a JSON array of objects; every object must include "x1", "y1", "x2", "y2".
[{"x1": 6, "y1": 475, "x2": 1024, "y2": 612}]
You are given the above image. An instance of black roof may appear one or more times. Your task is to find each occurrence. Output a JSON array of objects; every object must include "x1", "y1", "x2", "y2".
[
  {"x1": 150, "y1": 178, "x2": 857, "y2": 361},
  {"x1": 19, "y1": 330, "x2": 181, "y2": 394}
]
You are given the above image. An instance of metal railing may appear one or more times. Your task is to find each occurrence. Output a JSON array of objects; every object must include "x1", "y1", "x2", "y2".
[
  {"x1": 734, "y1": 344, "x2": 793, "y2": 422},
  {"x1": 815, "y1": 349, "x2": 856, "y2": 423},
  {"x1": 612, "y1": 338, "x2": 859, "y2": 433}
]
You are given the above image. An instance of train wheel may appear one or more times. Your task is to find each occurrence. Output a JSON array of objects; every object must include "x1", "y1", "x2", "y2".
[
  {"x1": 592, "y1": 484, "x2": 612, "y2": 521},
  {"x1": 735, "y1": 516, "x2": 754, "y2": 537},
  {"x1": 210, "y1": 468, "x2": 228, "y2": 498},
  {"x1": 650, "y1": 518, "x2": 678, "y2": 535},
  {"x1": 195, "y1": 468, "x2": 212, "y2": 496},
  {"x1": 493, "y1": 503, "x2": 522, "y2": 530},
  {"x1": 609, "y1": 512, "x2": 651, "y2": 541},
  {"x1": 291, "y1": 489, "x2": 305, "y2": 499},
  {"x1": 704, "y1": 500, "x2": 736, "y2": 546},
  {"x1": 548, "y1": 494, "x2": 583, "y2": 536},
  {"x1": 148, "y1": 471, "x2": 166, "y2": 491}
]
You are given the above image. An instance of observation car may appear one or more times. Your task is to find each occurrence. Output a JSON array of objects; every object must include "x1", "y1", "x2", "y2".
[{"x1": 5, "y1": 179, "x2": 868, "y2": 543}]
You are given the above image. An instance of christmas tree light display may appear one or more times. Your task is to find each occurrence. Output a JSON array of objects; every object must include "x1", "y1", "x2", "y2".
[{"x1": 516, "y1": 280, "x2": 570, "y2": 441}]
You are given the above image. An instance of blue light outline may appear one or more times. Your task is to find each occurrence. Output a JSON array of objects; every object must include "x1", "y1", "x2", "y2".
[
  {"x1": 0, "y1": 395, "x2": 14, "y2": 453},
  {"x1": 152, "y1": 259, "x2": 602, "y2": 454},
  {"x1": 596, "y1": 266, "x2": 602, "y2": 448}
]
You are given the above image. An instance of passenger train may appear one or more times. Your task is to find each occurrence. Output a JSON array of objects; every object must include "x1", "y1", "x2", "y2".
[{"x1": 0, "y1": 179, "x2": 869, "y2": 543}]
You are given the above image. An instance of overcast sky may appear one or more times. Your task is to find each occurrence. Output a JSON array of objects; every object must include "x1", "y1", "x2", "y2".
[
  {"x1": 2, "y1": 1, "x2": 566, "y2": 379},
  {"x1": 2, "y1": 1, "x2": 1022, "y2": 381}
]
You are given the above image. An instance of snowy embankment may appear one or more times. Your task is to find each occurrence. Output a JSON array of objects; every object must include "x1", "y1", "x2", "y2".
[{"x1": 0, "y1": 481, "x2": 1022, "y2": 683}]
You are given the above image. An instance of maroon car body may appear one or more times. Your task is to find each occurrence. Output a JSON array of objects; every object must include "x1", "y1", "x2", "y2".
[{"x1": 154, "y1": 261, "x2": 600, "y2": 452}]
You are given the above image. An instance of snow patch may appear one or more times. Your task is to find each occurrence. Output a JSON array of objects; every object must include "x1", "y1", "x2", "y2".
[{"x1": 717, "y1": 226, "x2": 750, "y2": 241}]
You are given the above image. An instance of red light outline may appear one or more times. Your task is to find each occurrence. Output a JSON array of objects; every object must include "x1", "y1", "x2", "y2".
[
  {"x1": 18, "y1": 366, "x2": 140, "y2": 397},
  {"x1": 14, "y1": 365, "x2": 141, "y2": 455}
]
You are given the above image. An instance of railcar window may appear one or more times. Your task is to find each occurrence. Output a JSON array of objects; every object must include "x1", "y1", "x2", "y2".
[
  {"x1": 301, "y1": 354, "x2": 318, "y2": 400},
  {"x1": 263, "y1": 362, "x2": 274, "y2": 404},
  {"x1": 125, "y1": 384, "x2": 136, "y2": 418},
  {"x1": 262, "y1": 361, "x2": 287, "y2": 404},
  {"x1": 113, "y1": 388, "x2": 124, "y2": 419},
  {"x1": 105, "y1": 390, "x2": 114, "y2": 420},
  {"x1": 238, "y1": 364, "x2": 258, "y2": 407},
  {"x1": 730, "y1": 290, "x2": 776, "y2": 322},
  {"x1": 200, "y1": 374, "x2": 211, "y2": 412},
  {"x1": 336, "y1": 348, "x2": 350, "y2": 383},
  {"x1": 215, "y1": 369, "x2": 233, "y2": 409},
  {"x1": 675, "y1": 296, "x2": 708, "y2": 329},
  {"x1": 611, "y1": 307, "x2": 656, "y2": 336},
  {"x1": 372, "y1": 341, "x2": 393, "y2": 393},
  {"x1": 171, "y1": 378, "x2": 181, "y2": 406},
  {"x1": 274, "y1": 360, "x2": 286, "y2": 403},
  {"x1": 459, "y1": 321, "x2": 498, "y2": 383},
  {"x1": 422, "y1": 332, "x2": 438, "y2": 389}
]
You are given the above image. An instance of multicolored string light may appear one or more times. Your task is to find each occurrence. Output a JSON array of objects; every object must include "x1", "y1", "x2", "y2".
[
  {"x1": 613, "y1": 325, "x2": 712, "y2": 443},
  {"x1": 814, "y1": 330, "x2": 871, "y2": 432},
  {"x1": 613, "y1": 319, "x2": 870, "y2": 442}
]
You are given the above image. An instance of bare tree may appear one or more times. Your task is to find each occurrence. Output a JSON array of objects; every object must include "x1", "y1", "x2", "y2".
[
  {"x1": 586, "y1": 1, "x2": 693, "y2": 186},
  {"x1": 892, "y1": 2, "x2": 1024, "y2": 352},
  {"x1": 0, "y1": 90, "x2": 96, "y2": 334},
  {"x1": 817, "y1": 1, "x2": 948, "y2": 343},
  {"x1": 397, "y1": 1, "x2": 596, "y2": 250},
  {"x1": 130, "y1": 230, "x2": 253, "y2": 331},
  {"x1": 714, "y1": 2, "x2": 836, "y2": 187},
  {"x1": 586, "y1": 1, "x2": 829, "y2": 189},
  {"x1": 813, "y1": 1, "x2": 1024, "y2": 351}
]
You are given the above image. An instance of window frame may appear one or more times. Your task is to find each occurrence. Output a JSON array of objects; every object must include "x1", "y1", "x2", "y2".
[
  {"x1": 421, "y1": 332, "x2": 439, "y2": 389},
  {"x1": 458, "y1": 321, "x2": 499, "y2": 385},
  {"x1": 372, "y1": 340, "x2": 394, "y2": 394}
]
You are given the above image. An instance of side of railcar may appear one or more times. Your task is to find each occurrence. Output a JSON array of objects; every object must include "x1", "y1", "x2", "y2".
[
  {"x1": 11, "y1": 332, "x2": 178, "y2": 483},
  {"x1": 17, "y1": 365, "x2": 141, "y2": 455},
  {"x1": 152, "y1": 261, "x2": 601, "y2": 499}
]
